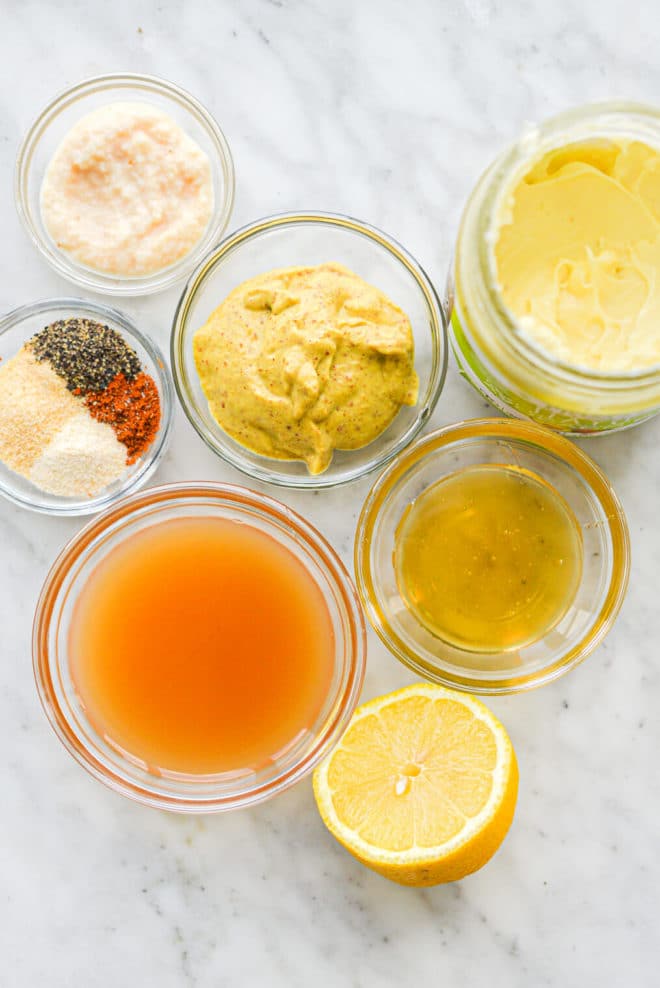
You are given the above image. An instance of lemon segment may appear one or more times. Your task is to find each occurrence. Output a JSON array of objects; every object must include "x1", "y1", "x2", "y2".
[{"x1": 313, "y1": 684, "x2": 518, "y2": 886}]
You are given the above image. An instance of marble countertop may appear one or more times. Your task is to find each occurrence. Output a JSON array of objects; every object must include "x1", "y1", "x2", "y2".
[{"x1": 2, "y1": 1, "x2": 659, "y2": 985}]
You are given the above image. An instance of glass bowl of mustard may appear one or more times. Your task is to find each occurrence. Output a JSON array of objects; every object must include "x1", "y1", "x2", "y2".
[
  {"x1": 15, "y1": 73, "x2": 235, "y2": 296},
  {"x1": 33, "y1": 482, "x2": 366, "y2": 812},
  {"x1": 0, "y1": 297, "x2": 173, "y2": 516},
  {"x1": 171, "y1": 211, "x2": 447, "y2": 489},
  {"x1": 355, "y1": 418, "x2": 630, "y2": 695},
  {"x1": 448, "y1": 102, "x2": 660, "y2": 434}
]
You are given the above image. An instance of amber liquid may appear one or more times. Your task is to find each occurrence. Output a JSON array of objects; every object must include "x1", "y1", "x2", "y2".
[
  {"x1": 394, "y1": 464, "x2": 583, "y2": 652},
  {"x1": 69, "y1": 517, "x2": 335, "y2": 775}
]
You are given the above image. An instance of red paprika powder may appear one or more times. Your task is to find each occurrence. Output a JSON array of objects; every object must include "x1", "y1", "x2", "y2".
[{"x1": 82, "y1": 372, "x2": 161, "y2": 464}]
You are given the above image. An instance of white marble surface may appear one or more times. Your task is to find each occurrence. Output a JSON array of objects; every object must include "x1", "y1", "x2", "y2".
[{"x1": 1, "y1": 1, "x2": 659, "y2": 985}]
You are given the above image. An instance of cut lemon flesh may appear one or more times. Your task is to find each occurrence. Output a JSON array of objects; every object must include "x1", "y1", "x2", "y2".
[{"x1": 313, "y1": 684, "x2": 518, "y2": 886}]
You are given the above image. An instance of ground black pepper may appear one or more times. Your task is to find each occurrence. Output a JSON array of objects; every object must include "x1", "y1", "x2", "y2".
[{"x1": 28, "y1": 319, "x2": 142, "y2": 393}]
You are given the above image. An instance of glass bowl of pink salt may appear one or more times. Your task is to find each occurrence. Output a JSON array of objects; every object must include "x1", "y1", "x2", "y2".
[
  {"x1": 15, "y1": 74, "x2": 235, "y2": 296},
  {"x1": 0, "y1": 297, "x2": 173, "y2": 515}
]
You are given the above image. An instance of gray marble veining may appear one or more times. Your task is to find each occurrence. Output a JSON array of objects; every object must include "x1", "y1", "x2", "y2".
[{"x1": 1, "y1": 1, "x2": 659, "y2": 985}]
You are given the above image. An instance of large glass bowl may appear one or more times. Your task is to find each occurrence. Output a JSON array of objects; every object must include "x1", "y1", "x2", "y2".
[
  {"x1": 15, "y1": 73, "x2": 235, "y2": 296},
  {"x1": 171, "y1": 211, "x2": 447, "y2": 489},
  {"x1": 33, "y1": 483, "x2": 366, "y2": 812},
  {"x1": 355, "y1": 419, "x2": 630, "y2": 694},
  {"x1": 0, "y1": 297, "x2": 173, "y2": 516}
]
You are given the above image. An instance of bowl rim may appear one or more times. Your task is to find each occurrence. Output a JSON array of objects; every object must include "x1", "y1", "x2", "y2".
[
  {"x1": 355, "y1": 417, "x2": 631, "y2": 695},
  {"x1": 0, "y1": 296, "x2": 174, "y2": 516},
  {"x1": 14, "y1": 72, "x2": 235, "y2": 297},
  {"x1": 170, "y1": 209, "x2": 448, "y2": 489},
  {"x1": 32, "y1": 481, "x2": 367, "y2": 812}
]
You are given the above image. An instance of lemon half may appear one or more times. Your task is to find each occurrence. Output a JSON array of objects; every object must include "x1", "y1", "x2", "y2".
[{"x1": 313, "y1": 684, "x2": 518, "y2": 886}]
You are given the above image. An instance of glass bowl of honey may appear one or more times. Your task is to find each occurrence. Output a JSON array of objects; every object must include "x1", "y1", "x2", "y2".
[
  {"x1": 355, "y1": 418, "x2": 630, "y2": 694},
  {"x1": 33, "y1": 483, "x2": 366, "y2": 811}
]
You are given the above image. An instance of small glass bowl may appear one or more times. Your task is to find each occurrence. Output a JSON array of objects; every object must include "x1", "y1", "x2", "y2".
[
  {"x1": 171, "y1": 211, "x2": 447, "y2": 489},
  {"x1": 33, "y1": 483, "x2": 366, "y2": 812},
  {"x1": 15, "y1": 73, "x2": 235, "y2": 296},
  {"x1": 355, "y1": 418, "x2": 630, "y2": 694},
  {"x1": 0, "y1": 298, "x2": 173, "y2": 515}
]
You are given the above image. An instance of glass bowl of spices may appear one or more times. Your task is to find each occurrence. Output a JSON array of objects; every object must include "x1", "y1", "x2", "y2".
[
  {"x1": 171, "y1": 211, "x2": 447, "y2": 489},
  {"x1": 33, "y1": 482, "x2": 366, "y2": 812},
  {"x1": 15, "y1": 73, "x2": 235, "y2": 296},
  {"x1": 355, "y1": 418, "x2": 630, "y2": 695},
  {"x1": 0, "y1": 298, "x2": 173, "y2": 515}
]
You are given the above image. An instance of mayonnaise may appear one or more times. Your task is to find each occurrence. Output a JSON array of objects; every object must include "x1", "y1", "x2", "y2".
[{"x1": 494, "y1": 139, "x2": 660, "y2": 372}]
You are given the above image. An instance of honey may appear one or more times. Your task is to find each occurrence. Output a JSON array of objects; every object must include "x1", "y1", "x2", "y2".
[
  {"x1": 394, "y1": 464, "x2": 583, "y2": 652},
  {"x1": 69, "y1": 516, "x2": 335, "y2": 776}
]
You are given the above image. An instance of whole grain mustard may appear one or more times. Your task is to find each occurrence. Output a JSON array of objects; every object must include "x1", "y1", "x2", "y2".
[{"x1": 193, "y1": 262, "x2": 419, "y2": 474}]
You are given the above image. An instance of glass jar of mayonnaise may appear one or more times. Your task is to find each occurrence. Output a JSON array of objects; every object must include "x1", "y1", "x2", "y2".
[{"x1": 447, "y1": 102, "x2": 660, "y2": 433}]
